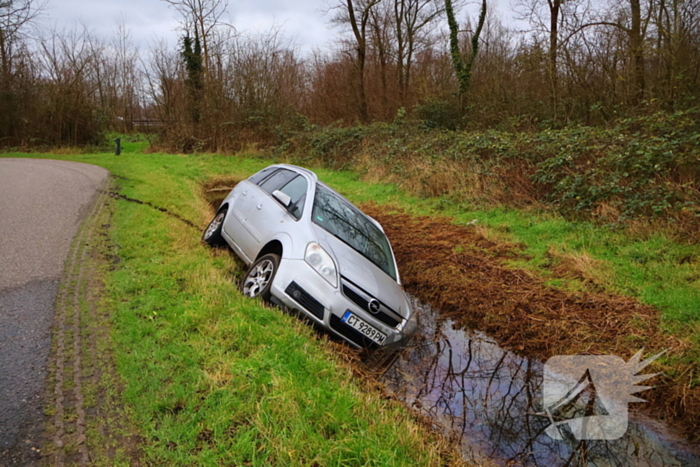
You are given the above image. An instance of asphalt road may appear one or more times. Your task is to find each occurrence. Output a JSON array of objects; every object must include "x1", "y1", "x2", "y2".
[{"x1": 0, "y1": 158, "x2": 108, "y2": 465}]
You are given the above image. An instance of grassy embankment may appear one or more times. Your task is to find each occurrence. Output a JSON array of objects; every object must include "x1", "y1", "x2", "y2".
[
  {"x1": 8, "y1": 145, "x2": 467, "y2": 466},
  {"x1": 6, "y1": 118, "x2": 699, "y2": 459}
]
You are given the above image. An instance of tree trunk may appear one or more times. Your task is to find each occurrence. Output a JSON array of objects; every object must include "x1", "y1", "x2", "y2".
[
  {"x1": 630, "y1": 0, "x2": 645, "y2": 104},
  {"x1": 369, "y1": 8, "x2": 389, "y2": 119},
  {"x1": 445, "y1": 0, "x2": 486, "y2": 112},
  {"x1": 395, "y1": 0, "x2": 407, "y2": 105},
  {"x1": 0, "y1": 28, "x2": 7, "y2": 83},
  {"x1": 347, "y1": 0, "x2": 377, "y2": 123},
  {"x1": 548, "y1": 0, "x2": 561, "y2": 122}
]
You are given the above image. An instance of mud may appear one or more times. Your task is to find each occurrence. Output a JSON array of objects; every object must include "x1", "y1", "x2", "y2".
[
  {"x1": 360, "y1": 203, "x2": 700, "y2": 442},
  {"x1": 201, "y1": 178, "x2": 240, "y2": 213}
]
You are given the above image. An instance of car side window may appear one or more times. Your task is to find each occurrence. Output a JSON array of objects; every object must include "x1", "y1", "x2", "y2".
[
  {"x1": 279, "y1": 175, "x2": 308, "y2": 220},
  {"x1": 259, "y1": 169, "x2": 296, "y2": 194},
  {"x1": 248, "y1": 167, "x2": 277, "y2": 185}
]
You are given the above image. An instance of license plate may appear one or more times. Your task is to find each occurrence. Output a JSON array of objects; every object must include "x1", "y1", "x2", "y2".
[{"x1": 341, "y1": 311, "x2": 387, "y2": 345}]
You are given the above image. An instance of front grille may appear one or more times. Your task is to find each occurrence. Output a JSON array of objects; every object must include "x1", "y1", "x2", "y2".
[
  {"x1": 341, "y1": 280, "x2": 401, "y2": 328},
  {"x1": 341, "y1": 284, "x2": 367, "y2": 310},
  {"x1": 330, "y1": 314, "x2": 379, "y2": 349},
  {"x1": 285, "y1": 281, "x2": 324, "y2": 320}
]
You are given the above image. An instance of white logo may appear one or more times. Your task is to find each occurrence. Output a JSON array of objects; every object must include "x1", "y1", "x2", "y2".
[{"x1": 542, "y1": 349, "x2": 665, "y2": 440}]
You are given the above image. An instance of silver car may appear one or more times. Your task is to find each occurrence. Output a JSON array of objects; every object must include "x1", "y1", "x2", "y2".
[{"x1": 202, "y1": 164, "x2": 417, "y2": 348}]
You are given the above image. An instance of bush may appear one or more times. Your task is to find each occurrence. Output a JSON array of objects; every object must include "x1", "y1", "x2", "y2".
[
  {"x1": 275, "y1": 110, "x2": 700, "y2": 233},
  {"x1": 415, "y1": 100, "x2": 462, "y2": 131},
  {"x1": 533, "y1": 109, "x2": 700, "y2": 221}
]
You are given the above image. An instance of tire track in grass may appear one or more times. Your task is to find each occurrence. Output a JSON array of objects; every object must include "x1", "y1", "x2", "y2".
[
  {"x1": 45, "y1": 181, "x2": 142, "y2": 466},
  {"x1": 48, "y1": 184, "x2": 106, "y2": 465},
  {"x1": 81, "y1": 186, "x2": 143, "y2": 465}
]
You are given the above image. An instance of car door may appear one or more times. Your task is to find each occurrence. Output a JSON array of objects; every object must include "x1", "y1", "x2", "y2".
[
  {"x1": 235, "y1": 168, "x2": 302, "y2": 259},
  {"x1": 225, "y1": 168, "x2": 276, "y2": 225},
  {"x1": 222, "y1": 167, "x2": 277, "y2": 258}
]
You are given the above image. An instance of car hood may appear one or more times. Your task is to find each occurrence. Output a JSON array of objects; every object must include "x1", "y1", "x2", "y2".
[{"x1": 312, "y1": 224, "x2": 410, "y2": 318}]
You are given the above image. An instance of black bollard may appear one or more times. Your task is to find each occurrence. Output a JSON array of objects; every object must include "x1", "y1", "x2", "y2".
[{"x1": 115, "y1": 137, "x2": 121, "y2": 156}]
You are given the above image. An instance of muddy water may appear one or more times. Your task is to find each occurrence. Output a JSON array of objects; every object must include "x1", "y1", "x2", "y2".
[{"x1": 380, "y1": 298, "x2": 700, "y2": 467}]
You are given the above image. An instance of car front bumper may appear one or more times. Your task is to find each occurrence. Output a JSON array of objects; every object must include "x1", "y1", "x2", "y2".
[{"x1": 270, "y1": 258, "x2": 412, "y2": 348}]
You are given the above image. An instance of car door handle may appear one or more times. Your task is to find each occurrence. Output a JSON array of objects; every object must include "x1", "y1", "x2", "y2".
[
  {"x1": 256, "y1": 204, "x2": 263, "y2": 210},
  {"x1": 242, "y1": 190, "x2": 247, "y2": 196}
]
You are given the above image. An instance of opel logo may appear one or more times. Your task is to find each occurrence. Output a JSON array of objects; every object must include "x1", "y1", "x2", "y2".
[{"x1": 368, "y1": 299, "x2": 381, "y2": 314}]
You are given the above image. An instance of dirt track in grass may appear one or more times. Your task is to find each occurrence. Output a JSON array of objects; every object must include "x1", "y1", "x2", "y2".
[
  {"x1": 43, "y1": 183, "x2": 143, "y2": 466},
  {"x1": 359, "y1": 203, "x2": 700, "y2": 442}
]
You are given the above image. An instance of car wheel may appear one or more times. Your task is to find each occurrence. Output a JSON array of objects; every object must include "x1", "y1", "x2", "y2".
[
  {"x1": 203, "y1": 207, "x2": 227, "y2": 246},
  {"x1": 240, "y1": 253, "x2": 280, "y2": 301}
]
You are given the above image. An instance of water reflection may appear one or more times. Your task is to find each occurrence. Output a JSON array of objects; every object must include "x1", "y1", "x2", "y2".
[{"x1": 380, "y1": 299, "x2": 699, "y2": 467}]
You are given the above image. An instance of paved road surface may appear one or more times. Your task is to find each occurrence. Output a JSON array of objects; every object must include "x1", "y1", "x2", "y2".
[{"x1": 0, "y1": 158, "x2": 108, "y2": 465}]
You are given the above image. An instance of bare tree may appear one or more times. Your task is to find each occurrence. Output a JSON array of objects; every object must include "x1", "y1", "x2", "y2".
[
  {"x1": 515, "y1": 0, "x2": 584, "y2": 121},
  {"x1": 93, "y1": 17, "x2": 141, "y2": 131},
  {"x1": 394, "y1": 0, "x2": 443, "y2": 105},
  {"x1": 160, "y1": 0, "x2": 229, "y2": 73},
  {"x1": 367, "y1": 0, "x2": 393, "y2": 117},
  {"x1": 333, "y1": 0, "x2": 381, "y2": 122},
  {"x1": 35, "y1": 25, "x2": 105, "y2": 145},
  {"x1": 584, "y1": 0, "x2": 651, "y2": 104},
  {"x1": 628, "y1": 0, "x2": 647, "y2": 103},
  {"x1": 144, "y1": 39, "x2": 184, "y2": 125},
  {"x1": 651, "y1": 0, "x2": 700, "y2": 106},
  {"x1": 0, "y1": 0, "x2": 43, "y2": 141},
  {"x1": 0, "y1": 0, "x2": 43, "y2": 81}
]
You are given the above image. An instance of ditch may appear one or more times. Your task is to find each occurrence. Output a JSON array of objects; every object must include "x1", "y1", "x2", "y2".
[
  {"x1": 376, "y1": 298, "x2": 699, "y2": 466},
  {"x1": 203, "y1": 180, "x2": 700, "y2": 467}
]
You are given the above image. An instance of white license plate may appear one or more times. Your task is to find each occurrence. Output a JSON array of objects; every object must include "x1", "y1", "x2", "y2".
[{"x1": 341, "y1": 311, "x2": 387, "y2": 345}]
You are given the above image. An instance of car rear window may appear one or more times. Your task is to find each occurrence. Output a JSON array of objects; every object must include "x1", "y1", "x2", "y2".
[
  {"x1": 312, "y1": 184, "x2": 397, "y2": 280},
  {"x1": 259, "y1": 168, "x2": 296, "y2": 193},
  {"x1": 248, "y1": 167, "x2": 277, "y2": 185}
]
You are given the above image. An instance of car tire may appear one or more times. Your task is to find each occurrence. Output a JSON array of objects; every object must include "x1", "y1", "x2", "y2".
[
  {"x1": 240, "y1": 253, "x2": 280, "y2": 302},
  {"x1": 203, "y1": 207, "x2": 227, "y2": 246}
]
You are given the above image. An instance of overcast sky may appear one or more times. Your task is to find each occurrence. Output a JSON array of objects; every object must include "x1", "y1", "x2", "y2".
[{"x1": 40, "y1": 0, "x2": 520, "y2": 56}]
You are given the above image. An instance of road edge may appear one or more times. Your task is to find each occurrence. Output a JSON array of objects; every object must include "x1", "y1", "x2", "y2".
[{"x1": 41, "y1": 177, "x2": 143, "y2": 466}]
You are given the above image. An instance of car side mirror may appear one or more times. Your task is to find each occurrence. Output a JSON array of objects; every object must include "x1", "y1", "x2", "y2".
[{"x1": 272, "y1": 190, "x2": 292, "y2": 207}]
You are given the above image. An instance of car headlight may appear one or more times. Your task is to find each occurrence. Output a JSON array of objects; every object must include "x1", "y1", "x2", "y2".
[
  {"x1": 403, "y1": 311, "x2": 418, "y2": 336},
  {"x1": 305, "y1": 242, "x2": 338, "y2": 288}
]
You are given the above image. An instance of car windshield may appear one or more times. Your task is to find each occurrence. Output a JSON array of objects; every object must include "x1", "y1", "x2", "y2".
[{"x1": 312, "y1": 184, "x2": 397, "y2": 280}]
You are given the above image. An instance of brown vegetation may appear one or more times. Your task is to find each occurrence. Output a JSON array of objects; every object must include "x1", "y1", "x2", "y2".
[
  {"x1": 3, "y1": 0, "x2": 700, "y2": 149},
  {"x1": 360, "y1": 202, "x2": 700, "y2": 441}
]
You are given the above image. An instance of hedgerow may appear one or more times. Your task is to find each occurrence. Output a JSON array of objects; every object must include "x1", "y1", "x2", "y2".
[{"x1": 275, "y1": 109, "x2": 700, "y2": 235}]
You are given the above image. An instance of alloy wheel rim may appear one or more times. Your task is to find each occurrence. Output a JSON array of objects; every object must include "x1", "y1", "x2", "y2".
[
  {"x1": 204, "y1": 212, "x2": 225, "y2": 239},
  {"x1": 242, "y1": 259, "x2": 275, "y2": 297}
]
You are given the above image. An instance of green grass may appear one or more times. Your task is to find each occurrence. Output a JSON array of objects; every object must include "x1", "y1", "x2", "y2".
[
  {"x1": 4, "y1": 149, "x2": 460, "y2": 466},
  {"x1": 4, "y1": 141, "x2": 699, "y2": 461}
]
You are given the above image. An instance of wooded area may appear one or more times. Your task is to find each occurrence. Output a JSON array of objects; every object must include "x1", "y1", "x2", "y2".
[{"x1": 0, "y1": 0, "x2": 699, "y2": 149}]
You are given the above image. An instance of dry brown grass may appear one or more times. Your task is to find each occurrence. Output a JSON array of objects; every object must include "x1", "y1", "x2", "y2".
[
  {"x1": 348, "y1": 143, "x2": 543, "y2": 214},
  {"x1": 548, "y1": 247, "x2": 613, "y2": 290},
  {"x1": 361, "y1": 202, "x2": 700, "y2": 442}
]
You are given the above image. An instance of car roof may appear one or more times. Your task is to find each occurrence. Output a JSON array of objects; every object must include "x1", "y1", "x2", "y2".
[{"x1": 261, "y1": 164, "x2": 385, "y2": 233}]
